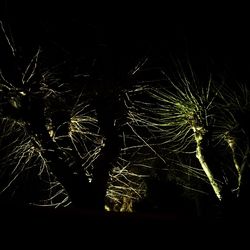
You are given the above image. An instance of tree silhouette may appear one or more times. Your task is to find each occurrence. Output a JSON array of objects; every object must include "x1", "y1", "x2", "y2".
[
  {"x1": 0, "y1": 20, "x2": 150, "y2": 212},
  {"x1": 123, "y1": 62, "x2": 250, "y2": 215},
  {"x1": 1, "y1": 18, "x2": 250, "y2": 217}
]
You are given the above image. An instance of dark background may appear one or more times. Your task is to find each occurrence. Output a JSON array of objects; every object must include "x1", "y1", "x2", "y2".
[
  {"x1": 1, "y1": 1, "x2": 250, "y2": 242},
  {"x1": 2, "y1": 1, "x2": 250, "y2": 84}
]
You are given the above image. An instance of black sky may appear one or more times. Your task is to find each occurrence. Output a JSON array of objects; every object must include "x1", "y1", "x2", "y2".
[{"x1": 1, "y1": 1, "x2": 250, "y2": 83}]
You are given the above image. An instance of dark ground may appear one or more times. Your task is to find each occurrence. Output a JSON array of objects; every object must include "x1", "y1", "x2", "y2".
[{"x1": 0, "y1": 204, "x2": 247, "y2": 248}]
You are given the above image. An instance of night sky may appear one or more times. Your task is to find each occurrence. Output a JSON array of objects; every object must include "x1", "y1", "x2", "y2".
[{"x1": 2, "y1": 1, "x2": 250, "y2": 85}]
